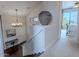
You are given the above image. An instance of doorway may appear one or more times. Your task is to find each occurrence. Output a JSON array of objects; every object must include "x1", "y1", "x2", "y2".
[{"x1": 61, "y1": 8, "x2": 78, "y2": 40}]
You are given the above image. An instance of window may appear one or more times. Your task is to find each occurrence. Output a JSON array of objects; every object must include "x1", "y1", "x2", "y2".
[{"x1": 62, "y1": 9, "x2": 78, "y2": 29}]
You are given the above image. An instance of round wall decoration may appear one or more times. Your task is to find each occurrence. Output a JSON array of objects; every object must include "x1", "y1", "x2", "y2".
[{"x1": 39, "y1": 11, "x2": 52, "y2": 25}]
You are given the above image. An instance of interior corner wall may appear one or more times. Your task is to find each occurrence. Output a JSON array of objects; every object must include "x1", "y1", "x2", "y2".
[
  {"x1": 25, "y1": 1, "x2": 61, "y2": 55},
  {"x1": 26, "y1": 2, "x2": 44, "y2": 41}
]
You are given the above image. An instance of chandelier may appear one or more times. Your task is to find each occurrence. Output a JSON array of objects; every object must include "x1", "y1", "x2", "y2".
[{"x1": 11, "y1": 9, "x2": 23, "y2": 27}]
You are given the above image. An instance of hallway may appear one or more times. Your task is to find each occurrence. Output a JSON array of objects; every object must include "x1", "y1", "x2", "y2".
[{"x1": 40, "y1": 29, "x2": 79, "y2": 57}]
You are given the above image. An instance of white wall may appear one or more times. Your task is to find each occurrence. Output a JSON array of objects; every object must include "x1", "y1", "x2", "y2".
[
  {"x1": 26, "y1": 2, "x2": 43, "y2": 41},
  {"x1": 1, "y1": 15, "x2": 27, "y2": 49},
  {"x1": 42, "y1": 1, "x2": 61, "y2": 49},
  {"x1": 22, "y1": 3, "x2": 44, "y2": 56},
  {"x1": 27, "y1": 1, "x2": 61, "y2": 50},
  {"x1": 0, "y1": 17, "x2": 4, "y2": 56},
  {"x1": 23, "y1": 1, "x2": 61, "y2": 56}
]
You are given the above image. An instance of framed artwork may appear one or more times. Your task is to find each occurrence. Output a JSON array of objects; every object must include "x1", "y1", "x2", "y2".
[
  {"x1": 30, "y1": 17, "x2": 40, "y2": 25},
  {"x1": 6, "y1": 29, "x2": 16, "y2": 38}
]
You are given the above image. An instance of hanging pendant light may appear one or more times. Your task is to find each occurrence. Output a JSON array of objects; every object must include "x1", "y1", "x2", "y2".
[
  {"x1": 11, "y1": 9, "x2": 23, "y2": 27},
  {"x1": 74, "y1": 2, "x2": 79, "y2": 8}
]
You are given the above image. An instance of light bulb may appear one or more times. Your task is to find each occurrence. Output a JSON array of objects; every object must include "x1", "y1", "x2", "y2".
[
  {"x1": 11, "y1": 23, "x2": 16, "y2": 26},
  {"x1": 17, "y1": 23, "x2": 23, "y2": 25},
  {"x1": 11, "y1": 23, "x2": 23, "y2": 27}
]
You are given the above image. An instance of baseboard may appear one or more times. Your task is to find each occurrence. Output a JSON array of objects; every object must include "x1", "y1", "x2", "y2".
[{"x1": 23, "y1": 52, "x2": 44, "y2": 57}]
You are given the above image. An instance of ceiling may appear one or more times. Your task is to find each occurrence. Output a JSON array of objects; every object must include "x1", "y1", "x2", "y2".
[
  {"x1": 62, "y1": 1, "x2": 76, "y2": 9},
  {"x1": 0, "y1": 1, "x2": 41, "y2": 16},
  {"x1": 0, "y1": 1, "x2": 78, "y2": 16}
]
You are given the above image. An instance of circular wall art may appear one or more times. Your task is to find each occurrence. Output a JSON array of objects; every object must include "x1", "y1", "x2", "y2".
[{"x1": 39, "y1": 11, "x2": 52, "y2": 25}]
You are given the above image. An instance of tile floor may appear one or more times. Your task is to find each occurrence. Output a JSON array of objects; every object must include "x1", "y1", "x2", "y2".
[{"x1": 40, "y1": 29, "x2": 79, "y2": 57}]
